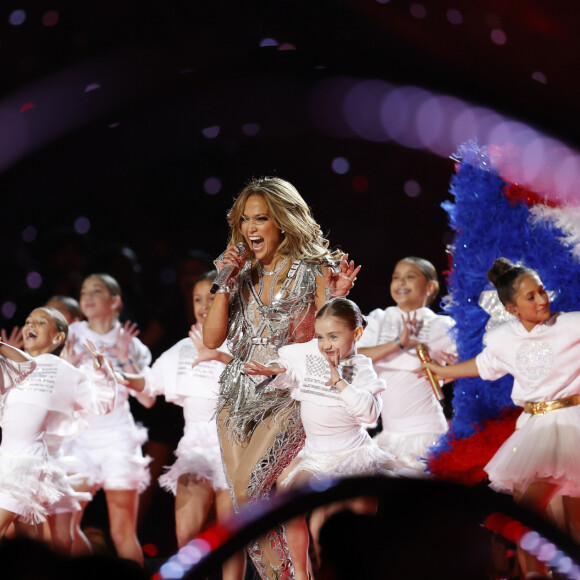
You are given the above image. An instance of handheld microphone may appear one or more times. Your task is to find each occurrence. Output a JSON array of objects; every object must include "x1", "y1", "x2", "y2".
[
  {"x1": 210, "y1": 242, "x2": 249, "y2": 294},
  {"x1": 415, "y1": 343, "x2": 445, "y2": 401}
]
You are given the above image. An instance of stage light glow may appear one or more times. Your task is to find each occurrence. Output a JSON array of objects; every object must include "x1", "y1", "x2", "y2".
[
  {"x1": 278, "y1": 43, "x2": 296, "y2": 51},
  {"x1": 202, "y1": 126, "x2": 220, "y2": 139},
  {"x1": 331, "y1": 157, "x2": 350, "y2": 174},
  {"x1": 9, "y1": 10, "x2": 26, "y2": 26},
  {"x1": 21, "y1": 225, "x2": 37, "y2": 243},
  {"x1": 20, "y1": 102, "x2": 35, "y2": 113},
  {"x1": 446, "y1": 9, "x2": 463, "y2": 25},
  {"x1": 159, "y1": 561, "x2": 185, "y2": 579},
  {"x1": 491, "y1": 29, "x2": 507, "y2": 45},
  {"x1": 84, "y1": 83, "x2": 101, "y2": 93},
  {"x1": 410, "y1": 4, "x2": 427, "y2": 19},
  {"x1": 42, "y1": 10, "x2": 59, "y2": 26},
  {"x1": 242, "y1": 123, "x2": 260, "y2": 136},
  {"x1": 203, "y1": 177, "x2": 222, "y2": 195},
  {"x1": 344, "y1": 80, "x2": 391, "y2": 142},
  {"x1": 352, "y1": 175, "x2": 369, "y2": 192},
  {"x1": 259, "y1": 38, "x2": 278, "y2": 47},
  {"x1": 404, "y1": 180, "x2": 421, "y2": 198},
  {"x1": 537, "y1": 541, "x2": 557, "y2": 563},
  {"x1": 532, "y1": 71, "x2": 547, "y2": 84},
  {"x1": 74, "y1": 216, "x2": 90, "y2": 234},
  {"x1": 1, "y1": 302, "x2": 17, "y2": 319},
  {"x1": 26, "y1": 272, "x2": 42, "y2": 289}
]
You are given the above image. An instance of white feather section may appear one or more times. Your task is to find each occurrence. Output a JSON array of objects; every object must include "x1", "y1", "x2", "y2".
[{"x1": 529, "y1": 205, "x2": 580, "y2": 261}]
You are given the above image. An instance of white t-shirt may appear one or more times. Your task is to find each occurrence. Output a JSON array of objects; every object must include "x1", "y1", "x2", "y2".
[
  {"x1": 476, "y1": 311, "x2": 580, "y2": 408},
  {"x1": 272, "y1": 339, "x2": 385, "y2": 437}
]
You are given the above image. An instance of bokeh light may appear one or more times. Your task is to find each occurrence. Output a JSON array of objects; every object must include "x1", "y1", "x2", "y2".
[
  {"x1": 21, "y1": 225, "x2": 37, "y2": 243},
  {"x1": 8, "y1": 10, "x2": 27, "y2": 26},
  {"x1": 410, "y1": 4, "x2": 427, "y2": 19},
  {"x1": 446, "y1": 9, "x2": 463, "y2": 25},
  {"x1": 532, "y1": 71, "x2": 547, "y2": 84},
  {"x1": 352, "y1": 175, "x2": 369, "y2": 192},
  {"x1": 202, "y1": 126, "x2": 220, "y2": 139},
  {"x1": 74, "y1": 216, "x2": 90, "y2": 234},
  {"x1": 491, "y1": 29, "x2": 507, "y2": 45},
  {"x1": 26, "y1": 271, "x2": 42, "y2": 289},
  {"x1": 41, "y1": 10, "x2": 59, "y2": 27},
  {"x1": 203, "y1": 177, "x2": 222, "y2": 195},
  {"x1": 84, "y1": 83, "x2": 101, "y2": 93},
  {"x1": 1, "y1": 302, "x2": 17, "y2": 319},
  {"x1": 259, "y1": 38, "x2": 278, "y2": 47},
  {"x1": 242, "y1": 123, "x2": 260, "y2": 137},
  {"x1": 331, "y1": 156, "x2": 350, "y2": 174},
  {"x1": 404, "y1": 179, "x2": 421, "y2": 197}
]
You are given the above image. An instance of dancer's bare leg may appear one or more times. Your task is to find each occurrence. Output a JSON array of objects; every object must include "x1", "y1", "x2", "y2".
[
  {"x1": 105, "y1": 488, "x2": 143, "y2": 565},
  {"x1": 174, "y1": 476, "x2": 214, "y2": 547},
  {"x1": 215, "y1": 488, "x2": 247, "y2": 580}
]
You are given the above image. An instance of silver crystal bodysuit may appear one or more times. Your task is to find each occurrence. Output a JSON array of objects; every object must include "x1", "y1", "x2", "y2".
[{"x1": 217, "y1": 258, "x2": 321, "y2": 580}]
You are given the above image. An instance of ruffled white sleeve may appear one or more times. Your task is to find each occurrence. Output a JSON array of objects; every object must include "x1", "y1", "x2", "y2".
[
  {"x1": 0, "y1": 355, "x2": 37, "y2": 394},
  {"x1": 75, "y1": 363, "x2": 117, "y2": 415},
  {"x1": 339, "y1": 362, "x2": 385, "y2": 424}
]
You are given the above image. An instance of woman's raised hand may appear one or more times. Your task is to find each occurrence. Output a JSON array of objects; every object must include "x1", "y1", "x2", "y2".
[{"x1": 326, "y1": 254, "x2": 361, "y2": 297}]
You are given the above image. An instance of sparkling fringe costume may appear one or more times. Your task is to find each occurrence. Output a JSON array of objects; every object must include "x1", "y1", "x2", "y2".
[
  {"x1": 217, "y1": 259, "x2": 321, "y2": 580},
  {"x1": 478, "y1": 312, "x2": 580, "y2": 497},
  {"x1": 358, "y1": 306, "x2": 456, "y2": 472},
  {"x1": 270, "y1": 339, "x2": 397, "y2": 485},
  {"x1": 141, "y1": 336, "x2": 229, "y2": 494}
]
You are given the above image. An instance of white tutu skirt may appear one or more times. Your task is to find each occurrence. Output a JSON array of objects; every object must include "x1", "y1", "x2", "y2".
[
  {"x1": 374, "y1": 429, "x2": 445, "y2": 474},
  {"x1": 485, "y1": 405, "x2": 580, "y2": 497},
  {"x1": 282, "y1": 427, "x2": 398, "y2": 487},
  {"x1": 65, "y1": 422, "x2": 151, "y2": 493},
  {"x1": 0, "y1": 446, "x2": 89, "y2": 523},
  {"x1": 158, "y1": 422, "x2": 227, "y2": 495}
]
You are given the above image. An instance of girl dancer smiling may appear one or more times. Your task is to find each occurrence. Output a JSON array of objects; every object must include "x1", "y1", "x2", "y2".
[
  {"x1": 358, "y1": 257, "x2": 456, "y2": 472},
  {"x1": 65, "y1": 273, "x2": 152, "y2": 564},
  {"x1": 0, "y1": 307, "x2": 115, "y2": 548},
  {"x1": 20, "y1": 307, "x2": 116, "y2": 553},
  {"x1": 245, "y1": 298, "x2": 396, "y2": 580},
  {"x1": 422, "y1": 258, "x2": 580, "y2": 577}
]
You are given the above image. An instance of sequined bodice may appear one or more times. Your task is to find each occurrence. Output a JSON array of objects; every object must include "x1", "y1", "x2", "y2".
[{"x1": 227, "y1": 259, "x2": 320, "y2": 365}]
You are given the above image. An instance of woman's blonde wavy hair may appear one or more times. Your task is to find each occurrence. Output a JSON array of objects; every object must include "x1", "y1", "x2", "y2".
[{"x1": 227, "y1": 177, "x2": 341, "y2": 262}]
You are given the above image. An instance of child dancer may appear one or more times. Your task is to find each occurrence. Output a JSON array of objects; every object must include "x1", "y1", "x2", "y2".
[
  {"x1": 357, "y1": 257, "x2": 456, "y2": 472},
  {"x1": 122, "y1": 272, "x2": 246, "y2": 579},
  {"x1": 245, "y1": 298, "x2": 397, "y2": 580},
  {"x1": 64, "y1": 273, "x2": 152, "y2": 564},
  {"x1": 0, "y1": 307, "x2": 114, "y2": 542},
  {"x1": 19, "y1": 306, "x2": 116, "y2": 553},
  {"x1": 422, "y1": 257, "x2": 580, "y2": 577}
]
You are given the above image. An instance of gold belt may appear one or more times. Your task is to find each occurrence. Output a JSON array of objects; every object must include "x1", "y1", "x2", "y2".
[{"x1": 524, "y1": 394, "x2": 580, "y2": 416}]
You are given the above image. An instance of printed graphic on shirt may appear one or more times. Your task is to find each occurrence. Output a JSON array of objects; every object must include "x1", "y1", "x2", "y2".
[
  {"x1": 516, "y1": 341, "x2": 553, "y2": 382},
  {"x1": 17, "y1": 363, "x2": 58, "y2": 394},
  {"x1": 302, "y1": 354, "x2": 357, "y2": 401}
]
